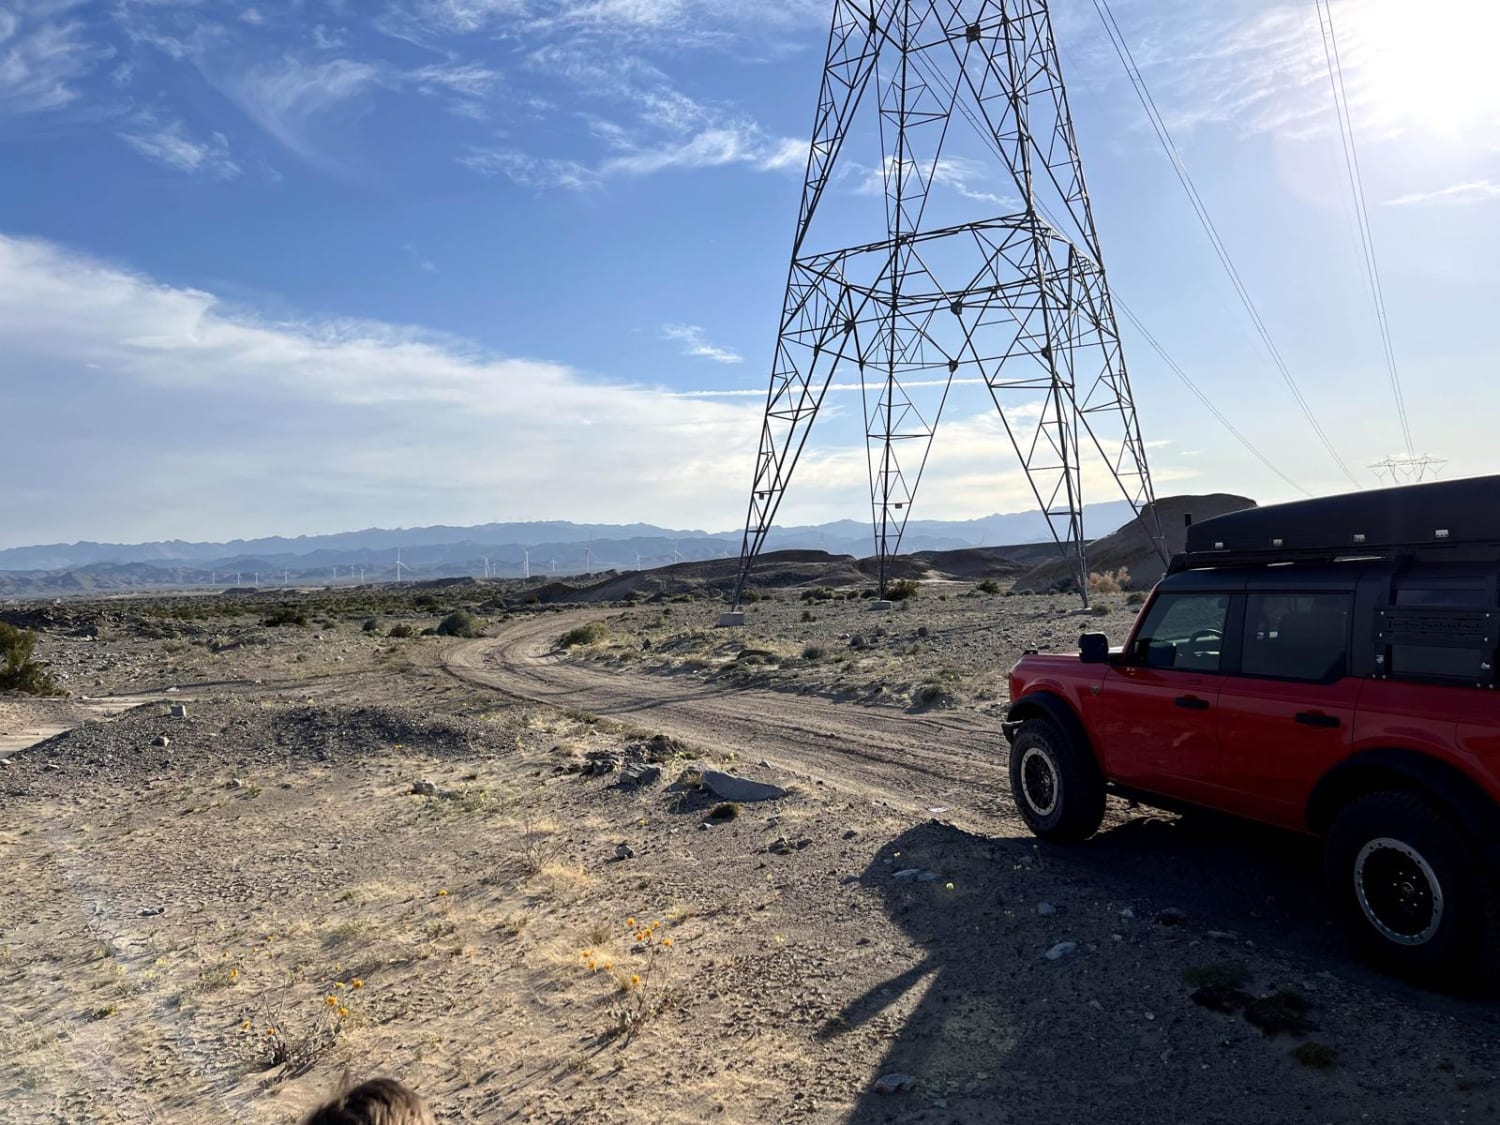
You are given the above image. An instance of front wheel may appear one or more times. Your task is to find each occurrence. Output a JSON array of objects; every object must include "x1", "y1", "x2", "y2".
[
  {"x1": 1324, "y1": 791, "x2": 1496, "y2": 983},
  {"x1": 1008, "y1": 716, "x2": 1105, "y2": 843}
]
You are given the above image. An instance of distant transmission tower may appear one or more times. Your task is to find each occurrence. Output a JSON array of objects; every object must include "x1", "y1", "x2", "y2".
[
  {"x1": 1371, "y1": 454, "x2": 1447, "y2": 485},
  {"x1": 730, "y1": 0, "x2": 1163, "y2": 610}
]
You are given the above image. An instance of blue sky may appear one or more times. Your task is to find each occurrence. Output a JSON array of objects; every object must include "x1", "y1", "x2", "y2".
[{"x1": 2, "y1": 0, "x2": 1498, "y2": 547}]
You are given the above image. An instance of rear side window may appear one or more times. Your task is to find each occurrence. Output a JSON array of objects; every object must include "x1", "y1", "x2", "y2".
[
  {"x1": 1130, "y1": 593, "x2": 1229, "y2": 672},
  {"x1": 1242, "y1": 593, "x2": 1351, "y2": 682}
]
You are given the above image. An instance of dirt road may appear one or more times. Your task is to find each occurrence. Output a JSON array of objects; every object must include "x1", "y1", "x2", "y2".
[{"x1": 442, "y1": 610, "x2": 1028, "y2": 830}]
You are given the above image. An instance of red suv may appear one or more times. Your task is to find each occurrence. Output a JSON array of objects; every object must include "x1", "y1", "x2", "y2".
[{"x1": 1004, "y1": 476, "x2": 1500, "y2": 981}]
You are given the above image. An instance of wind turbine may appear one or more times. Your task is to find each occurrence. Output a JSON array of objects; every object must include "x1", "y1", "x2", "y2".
[
  {"x1": 284, "y1": 570, "x2": 289, "y2": 586},
  {"x1": 635, "y1": 552, "x2": 643, "y2": 571},
  {"x1": 523, "y1": 548, "x2": 531, "y2": 579},
  {"x1": 584, "y1": 544, "x2": 594, "y2": 574},
  {"x1": 396, "y1": 548, "x2": 408, "y2": 583},
  {"x1": 672, "y1": 538, "x2": 684, "y2": 564},
  {"x1": 483, "y1": 556, "x2": 490, "y2": 579}
]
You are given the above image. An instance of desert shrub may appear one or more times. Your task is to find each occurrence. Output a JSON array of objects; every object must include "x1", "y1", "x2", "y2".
[
  {"x1": 436, "y1": 610, "x2": 484, "y2": 638},
  {"x1": 0, "y1": 623, "x2": 61, "y2": 695},
  {"x1": 707, "y1": 802, "x2": 740, "y2": 821},
  {"x1": 1087, "y1": 567, "x2": 1131, "y2": 595},
  {"x1": 362, "y1": 617, "x2": 380, "y2": 632},
  {"x1": 800, "y1": 587, "x2": 835, "y2": 602},
  {"x1": 885, "y1": 578, "x2": 920, "y2": 601},
  {"x1": 976, "y1": 578, "x2": 1001, "y2": 594},
  {"x1": 802, "y1": 644, "x2": 826, "y2": 661},
  {"x1": 1126, "y1": 590, "x2": 1147, "y2": 607},
  {"x1": 420, "y1": 627, "x2": 439, "y2": 636},
  {"x1": 560, "y1": 622, "x2": 609, "y2": 648},
  {"x1": 1090, "y1": 603, "x2": 1110, "y2": 616},
  {"x1": 413, "y1": 594, "x2": 441, "y2": 612},
  {"x1": 800, "y1": 609, "x2": 815, "y2": 623},
  {"x1": 262, "y1": 606, "x2": 307, "y2": 627},
  {"x1": 911, "y1": 682, "x2": 955, "y2": 709},
  {"x1": 387, "y1": 623, "x2": 416, "y2": 638}
]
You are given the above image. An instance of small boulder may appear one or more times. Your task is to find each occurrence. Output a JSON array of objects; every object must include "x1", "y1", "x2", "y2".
[
  {"x1": 410, "y1": 779, "x2": 438, "y2": 796},
  {"x1": 153, "y1": 735, "x2": 170, "y2": 749},
  {"x1": 1044, "y1": 941, "x2": 1078, "y2": 961},
  {"x1": 619, "y1": 763, "x2": 662, "y2": 788},
  {"x1": 615, "y1": 843, "x2": 636, "y2": 861},
  {"x1": 1037, "y1": 902, "x2": 1057, "y2": 917},
  {"x1": 701, "y1": 769, "x2": 787, "y2": 803},
  {"x1": 874, "y1": 1073, "x2": 914, "y2": 1094},
  {"x1": 169, "y1": 703, "x2": 188, "y2": 719}
]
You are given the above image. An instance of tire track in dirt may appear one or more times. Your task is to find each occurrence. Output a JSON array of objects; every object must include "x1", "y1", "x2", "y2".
[{"x1": 442, "y1": 611, "x2": 1030, "y2": 831}]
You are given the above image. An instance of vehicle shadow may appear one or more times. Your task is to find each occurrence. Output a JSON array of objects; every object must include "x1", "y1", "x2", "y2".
[{"x1": 834, "y1": 814, "x2": 1499, "y2": 1124}]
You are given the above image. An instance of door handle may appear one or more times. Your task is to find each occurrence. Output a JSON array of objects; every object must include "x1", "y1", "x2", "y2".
[
  {"x1": 1295, "y1": 712, "x2": 1341, "y2": 728},
  {"x1": 1174, "y1": 696, "x2": 1210, "y2": 710}
]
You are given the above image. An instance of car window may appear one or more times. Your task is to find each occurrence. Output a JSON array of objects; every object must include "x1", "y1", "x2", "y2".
[
  {"x1": 1130, "y1": 594, "x2": 1229, "y2": 672},
  {"x1": 1241, "y1": 593, "x2": 1351, "y2": 682}
]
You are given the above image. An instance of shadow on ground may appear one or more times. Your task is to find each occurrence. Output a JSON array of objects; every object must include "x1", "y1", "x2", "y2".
[{"x1": 834, "y1": 813, "x2": 1500, "y2": 1125}]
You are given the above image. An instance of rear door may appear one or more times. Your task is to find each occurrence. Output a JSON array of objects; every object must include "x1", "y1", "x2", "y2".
[
  {"x1": 1090, "y1": 590, "x2": 1233, "y2": 803},
  {"x1": 1215, "y1": 591, "x2": 1362, "y2": 827}
]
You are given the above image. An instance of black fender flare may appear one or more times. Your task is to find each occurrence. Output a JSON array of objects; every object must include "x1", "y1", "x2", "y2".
[
  {"x1": 1002, "y1": 692, "x2": 1102, "y2": 774},
  {"x1": 1307, "y1": 748, "x2": 1500, "y2": 867}
]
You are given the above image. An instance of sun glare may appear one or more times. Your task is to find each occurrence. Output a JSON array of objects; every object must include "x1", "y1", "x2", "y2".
[{"x1": 1347, "y1": 0, "x2": 1500, "y2": 137}]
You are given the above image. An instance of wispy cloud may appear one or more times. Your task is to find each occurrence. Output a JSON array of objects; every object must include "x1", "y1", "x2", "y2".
[
  {"x1": 850, "y1": 154, "x2": 1019, "y2": 208},
  {"x1": 462, "y1": 51, "x2": 802, "y2": 188},
  {"x1": 0, "y1": 7, "x2": 113, "y2": 115},
  {"x1": 661, "y1": 324, "x2": 742, "y2": 364},
  {"x1": 117, "y1": 116, "x2": 240, "y2": 178},
  {"x1": 221, "y1": 56, "x2": 381, "y2": 168},
  {"x1": 1384, "y1": 180, "x2": 1500, "y2": 207},
  {"x1": 405, "y1": 59, "x2": 500, "y2": 118}
]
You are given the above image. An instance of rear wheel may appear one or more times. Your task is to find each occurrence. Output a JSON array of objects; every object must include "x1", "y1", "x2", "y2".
[
  {"x1": 1008, "y1": 716, "x2": 1105, "y2": 843},
  {"x1": 1324, "y1": 791, "x2": 1496, "y2": 983}
]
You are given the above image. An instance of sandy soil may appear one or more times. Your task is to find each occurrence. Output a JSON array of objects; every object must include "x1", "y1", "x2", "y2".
[{"x1": 2, "y1": 590, "x2": 1498, "y2": 1124}]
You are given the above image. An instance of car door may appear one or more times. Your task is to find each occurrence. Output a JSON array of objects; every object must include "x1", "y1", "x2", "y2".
[
  {"x1": 1215, "y1": 591, "x2": 1362, "y2": 828},
  {"x1": 1089, "y1": 590, "x2": 1233, "y2": 803}
]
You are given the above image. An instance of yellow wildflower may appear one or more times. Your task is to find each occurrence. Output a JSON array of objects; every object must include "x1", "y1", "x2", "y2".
[
  {"x1": 627, "y1": 917, "x2": 636, "y2": 927},
  {"x1": 630, "y1": 974, "x2": 641, "y2": 987},
  {"x1": 661, "y1": 938, "x2": 673, "y2": 948},
  {"x1": 352, "y1": 979, "x2": 364, "y2": 989},
  {"x1": 437, "y1": 889, "x2": 448, "y2": 897},
  {"x1": 326, "y1": 995, "x2": 338, "y2": 1007},
  {"x1": 337, "y1": 1007, "x2": 349, "y2": 1019}
]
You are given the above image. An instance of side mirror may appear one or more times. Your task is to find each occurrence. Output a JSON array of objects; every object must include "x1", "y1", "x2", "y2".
[{"x1": 1079, "y1": 632, "x2": 1110, "y2": 664}]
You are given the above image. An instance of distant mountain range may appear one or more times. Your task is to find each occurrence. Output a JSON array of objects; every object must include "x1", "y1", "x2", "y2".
[{"x1": 0, "y1": 500, "x2": 1149, "y2": 596}]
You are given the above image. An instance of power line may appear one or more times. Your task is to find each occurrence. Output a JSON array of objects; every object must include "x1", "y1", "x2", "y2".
[
  {"x1": 1314, "y1": 0, "x2": 1417, "y2": 461},
  {"x1": 1114, "y1": 297, "x2": 1313, "y2": 497},
  {"x1": 901, "y1": 46, "x2": 1312, "y2": 499},
  {"x1": 1091, "y1": 0, "x2": 1362, "y2": 488}
]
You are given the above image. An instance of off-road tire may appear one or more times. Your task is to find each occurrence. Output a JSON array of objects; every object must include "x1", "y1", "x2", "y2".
[
  {"x1": 1008, "y1": 716, "x2": 1106, "y2": 843},
  {"x1": 1324, "y1": 790, "x2": 1499, "y2": 984}
]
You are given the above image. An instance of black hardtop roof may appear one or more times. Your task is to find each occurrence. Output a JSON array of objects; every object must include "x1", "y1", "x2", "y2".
[{"x1": 1183, "y1": 475, "x2": 1500, "y2": 560}]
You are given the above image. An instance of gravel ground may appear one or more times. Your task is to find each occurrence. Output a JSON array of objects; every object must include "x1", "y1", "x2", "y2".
[{"x1": 2, "y1": 592, "x2": 1498, "y2": 1124}]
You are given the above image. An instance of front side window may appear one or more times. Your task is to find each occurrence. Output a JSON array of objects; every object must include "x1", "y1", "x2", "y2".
[
  {"x1": 1241, "y1": 593, "x2": 1351, "y2": 682},
  {"x1": 1130, "y1": 593, "x2": 1230, "y2": 672}
]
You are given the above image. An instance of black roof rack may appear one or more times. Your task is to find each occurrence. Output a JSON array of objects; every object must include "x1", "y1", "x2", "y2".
[{"x1": 1172, "y1": 475, "x2": 1500, "y2": 572}]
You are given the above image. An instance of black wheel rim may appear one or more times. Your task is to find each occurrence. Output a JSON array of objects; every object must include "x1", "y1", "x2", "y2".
[
  {"x1": 1355, "y1": 837, "x2": 1443, "y2": 946},
  {"x1": 1020, "y1": 746, "x2": 1058, "y2": 817}
]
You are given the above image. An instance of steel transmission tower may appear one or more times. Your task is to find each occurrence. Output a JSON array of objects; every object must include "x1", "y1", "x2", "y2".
[{"x1": 729, "y1": 0, "x2": 1163, "y2": 610}]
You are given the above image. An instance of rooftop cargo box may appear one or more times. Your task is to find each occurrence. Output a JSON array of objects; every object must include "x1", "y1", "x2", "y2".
[{"x1": 1182, "y1": 475, "x2": 1500, "y2": 561}]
